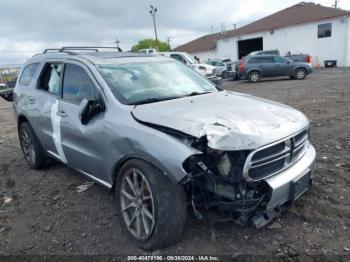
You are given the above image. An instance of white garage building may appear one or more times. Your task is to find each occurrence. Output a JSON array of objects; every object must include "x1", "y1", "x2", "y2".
[{"x1": 174, "y1": 2, "x2": 350, "y2": 66}]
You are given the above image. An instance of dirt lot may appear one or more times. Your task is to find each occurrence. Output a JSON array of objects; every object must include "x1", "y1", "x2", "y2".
[{"x1": 0, "y1": 68, "x2": 349, "y2": 258}]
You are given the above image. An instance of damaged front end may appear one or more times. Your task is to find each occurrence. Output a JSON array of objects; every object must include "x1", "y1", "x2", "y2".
[
  {"x1": 180, "y1": 127, "x2": 315, "y2": 228},
  {"x1": 182, "y1": 137, "x2": 272, "y2": 227}
]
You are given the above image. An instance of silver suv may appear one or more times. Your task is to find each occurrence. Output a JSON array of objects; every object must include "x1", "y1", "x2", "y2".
[{"x1": 14, "y1": 47, "x2": 316, "y2": 250}]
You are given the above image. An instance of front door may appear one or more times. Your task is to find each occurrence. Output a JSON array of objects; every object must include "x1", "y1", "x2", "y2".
[
  {"x1": 57, "y1": 62, "x2": 109, "y2": 182},
  {"x1": 273, "y1": 56, "x2": 290, "y2": 76}
]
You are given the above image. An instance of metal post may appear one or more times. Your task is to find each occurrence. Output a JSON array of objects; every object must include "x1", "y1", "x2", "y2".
[{"x1": 149, "y1": 5, "x2": 158, "y2": 50}]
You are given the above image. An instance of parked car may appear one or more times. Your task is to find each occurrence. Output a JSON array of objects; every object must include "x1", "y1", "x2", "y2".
[
  {"x1": 247, "y1": 49, "x2": 280, "y2": 57},
  {"x1": 159, "y1": 52, "x2": 222, "y2": 85},
  {"x1": 14, "y1": 47, "x2": 316, "y2": 250},
  {"x1": 285, "y1": 54, "x2": 312, "y2": 67},
  {"x1": 206, "y1": 59, "x2": 237, "y2": 79},
  {"x1": 239, "y1": 55, "x2": 312, "y2": 82},
  {"x1": 0, "y1": 83, "x2": 13, "y2": 101}
]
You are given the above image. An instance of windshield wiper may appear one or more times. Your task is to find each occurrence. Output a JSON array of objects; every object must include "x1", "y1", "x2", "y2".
[
  {"x1": 181, "y1": 91, "x2": 214, "y2": 97},
  {"x1": 131, "y1": 92, "x2": 214, "y2": 106},
  {"x1": 131, "y1": 96, "x2": 179, "y2": 106}
]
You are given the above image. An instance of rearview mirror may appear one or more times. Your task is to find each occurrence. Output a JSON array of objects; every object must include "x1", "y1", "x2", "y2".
[{"x1": 79, "y1": 96, "x2": 104, "y2": 125}]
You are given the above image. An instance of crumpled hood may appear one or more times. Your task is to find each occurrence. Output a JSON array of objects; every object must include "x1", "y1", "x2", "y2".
[{"x1": 132, "y1": 91, "x2": 309, "y2": 150}]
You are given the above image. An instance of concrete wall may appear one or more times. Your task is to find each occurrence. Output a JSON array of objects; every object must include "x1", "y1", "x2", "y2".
[
  {"x1": 192, "y1": 17, "x2": 350, "y2": 66},
  {"x1": 346, "y1": 17, "x2": 350, "y2": 66},
  {"x1": 191, "y1": 50, "x2": 216, "y2": 63}
]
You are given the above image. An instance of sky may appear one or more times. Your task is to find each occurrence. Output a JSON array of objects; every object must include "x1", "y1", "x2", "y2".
[{"x1": 0, "y1": 0, "x2": 349, "y2": 65}]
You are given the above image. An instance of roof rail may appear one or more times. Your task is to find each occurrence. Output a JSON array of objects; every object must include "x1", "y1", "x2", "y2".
[
  {"x1": 37, "y1": 46, "x2": 123, "y2": 57},
  {"x1": 59, "y1": 46, "x2": 123, "y2": 52},
  {"x1": 43, "y1": 48, "x2": 61, "y2": 54}
]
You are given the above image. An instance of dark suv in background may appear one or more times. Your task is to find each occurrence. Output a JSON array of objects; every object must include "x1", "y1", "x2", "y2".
[{"x1": 239, "y1": 55, "x2": 312, "y2": 82}]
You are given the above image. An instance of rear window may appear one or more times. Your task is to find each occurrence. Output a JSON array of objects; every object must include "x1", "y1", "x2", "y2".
[{"x1": 19, "y1": 63, "x2": 40, "y2": 86}]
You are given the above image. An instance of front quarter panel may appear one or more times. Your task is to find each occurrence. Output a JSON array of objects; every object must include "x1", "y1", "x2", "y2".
[{"x1": 103, "y1": 108, "x2": 199, "y2": 185}]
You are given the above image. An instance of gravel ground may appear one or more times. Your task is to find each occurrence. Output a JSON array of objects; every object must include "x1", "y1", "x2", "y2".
[{"x1": 0, "y1": 68, "x2": 349, "y2": 258}]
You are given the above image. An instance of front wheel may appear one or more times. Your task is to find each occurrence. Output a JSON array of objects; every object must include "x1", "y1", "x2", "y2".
[
  {"x1": 115, "y1": 159, "x2": 187, "y2": 250},
  {"x1": 294, "y1": 68, "x2": 307, "y2": 80},
  {"x1": 248, "y1": 71, "x2": 261, "y2": 82},
  {"x1": 222, "y1": 71, "x2": 228, "y2": 79}
]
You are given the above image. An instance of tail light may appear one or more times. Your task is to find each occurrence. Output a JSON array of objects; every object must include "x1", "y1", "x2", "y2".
[
  {"x1": 306, "y1": 55, "x2": 311, "y2": 64},
  {"x1": 239, "y1": 60, "x2": 244, "y2": 74}
]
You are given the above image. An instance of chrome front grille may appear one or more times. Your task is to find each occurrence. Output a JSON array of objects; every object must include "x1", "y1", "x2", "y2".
[{"x1": 243, "y1": 129, "x2": 309, "y2": 181}]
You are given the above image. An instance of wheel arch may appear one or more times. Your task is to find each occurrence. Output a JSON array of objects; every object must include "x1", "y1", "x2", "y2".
[
  {"x1": 247, "y1": 69, "x2": 262, "y2": 75},
  {"x1": 293, "y1": 66, "x2": 307, "y2": 74},
  {"x1": 110, "y1": 153, "x2": 182, "y2": 194}
]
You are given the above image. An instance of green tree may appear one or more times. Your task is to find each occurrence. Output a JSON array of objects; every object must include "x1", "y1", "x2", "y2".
[{"x1": 131, "y1": 38, "x2": 171, "y2": 52}]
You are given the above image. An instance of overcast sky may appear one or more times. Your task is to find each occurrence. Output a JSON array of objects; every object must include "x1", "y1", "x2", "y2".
[{"x1": 0, "y1": 0, "x2": 349, "y2": 65}]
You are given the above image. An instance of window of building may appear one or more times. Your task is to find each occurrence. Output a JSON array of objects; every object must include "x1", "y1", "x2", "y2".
[
  {"x1": 62, "y1": 64, "x2": 95, "y2": 104},
  {"x1": 37, "y1": 63, "x2": 63, "y2": 94},
  {"x1": 318, "y1": 23, "x2": 332, "y2": 38},
  {"x1": 19, "y1": 63, "x2": 40, "y2": 86}
]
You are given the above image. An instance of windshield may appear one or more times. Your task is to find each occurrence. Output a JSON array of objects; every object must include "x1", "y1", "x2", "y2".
[
  {"x1": 182, "y1": 53, "x2": 197, "y2": 64},
  {"x1": 97, "y1": 60, "x2": 217, "y2": 105}
]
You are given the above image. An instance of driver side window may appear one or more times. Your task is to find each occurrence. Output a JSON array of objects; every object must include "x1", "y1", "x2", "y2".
[{"x1": 62, "y1": 64, "x2": 95, "y2": 104}]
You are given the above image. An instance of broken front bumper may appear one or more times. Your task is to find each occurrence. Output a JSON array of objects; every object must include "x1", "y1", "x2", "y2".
[{"x1": 263, "y1": 144, "x2": 316, "y2": 209}]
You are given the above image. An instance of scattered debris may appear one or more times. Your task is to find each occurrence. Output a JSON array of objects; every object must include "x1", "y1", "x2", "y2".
[
  {"x1": 43, "y1": 225, "x2": 53, "y2": 232},
  {"x1": 267, "y1": 222, "x2": 282, "y2": 229},
  {"x1": 3, "y1": 197, "x2": 13, "y2": 204},
  {"x1": 76, "y1": 181, "x2": 95, "y2": 193}
]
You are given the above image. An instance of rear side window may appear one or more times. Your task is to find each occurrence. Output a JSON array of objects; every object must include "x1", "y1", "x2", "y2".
[
  {"x1": 260, "y1": 57, "x2": 274, "y2": 63},
  {"x1": 62, "y1": 64, "x2": 95, "y2": 104},
  {"x1": 37, "y1": 63, "x2": 63, "y2": 95},
  {"x1": 19, "y1": 63, "x2": 39, "y2": 86},
  {"x1": 247, "y1": 57, "x2": 259, "y2": 64}
]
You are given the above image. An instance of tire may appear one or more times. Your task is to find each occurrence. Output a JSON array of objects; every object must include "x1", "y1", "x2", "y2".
[
  {"x1": 248, "y1": 71, "x2": 261, "y2": 82},
  {"x1": 19, "y1": 122, "x2": 46, "y2": 169},
  {"x1": 221, "y1": 71, "x2": 228, "y2": 79},
  {"x1": 294, "y1": 68, "x2": 307, "y2": 80},
  {"x1": 115, "y1": 159, "x2": 187, "y2": 250}
]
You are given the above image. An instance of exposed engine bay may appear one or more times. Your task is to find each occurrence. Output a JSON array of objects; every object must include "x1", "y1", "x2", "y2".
[{"x1": 181, "y1": 136, "x2": 274, "y2": 228}]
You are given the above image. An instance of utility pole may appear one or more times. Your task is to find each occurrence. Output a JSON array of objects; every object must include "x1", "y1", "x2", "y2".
[
  {"x1": 114, "y1": 39, "x2": 120, "y2": 48},
  {"x1": 149, "y1": 5, "x2": 158, "y2": 50},
  {"x1": 333, "y1": 0, "x2": 339, "y2": 8},
  {"x1": 166, "y1": 37, "x2": 170, "y2": 47}
]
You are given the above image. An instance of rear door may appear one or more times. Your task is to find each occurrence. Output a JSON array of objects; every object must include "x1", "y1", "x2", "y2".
[
  {"x1": 57, "y1": 61, "x2": 109, "y2": 181},
  {"x1": 32, "y1": 61, "x2": 64, "y2": 154},
  {"x1": 258, "y1": 56, "x2": 276, "y2": 77}
]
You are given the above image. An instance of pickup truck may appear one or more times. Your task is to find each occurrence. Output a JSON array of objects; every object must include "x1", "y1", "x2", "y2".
[{"x1": 159, "y1": 52, "x2": 222, "y2": 85}]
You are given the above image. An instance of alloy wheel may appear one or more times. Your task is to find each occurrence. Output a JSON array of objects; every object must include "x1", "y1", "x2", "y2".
[
  {"x1": 296, "y1": 70, "x2": 305, "y2": 79},
  {"x1": 120, "y1": 168, "x2": 155, "y2": 240},
  {"x1": 250, "y1": 73, "x2": 259, "y2": 82},
  {"x1": 21, "y1": 129, "x2": 36, "y2": 164}
]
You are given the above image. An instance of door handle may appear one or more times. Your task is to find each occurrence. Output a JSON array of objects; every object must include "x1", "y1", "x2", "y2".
[
  {"x1": 28, "y1": 98, "x2": 36, "y2": 104},
  {"x1": 56, "y1": 111, "x2": 67, "y2": 117}
]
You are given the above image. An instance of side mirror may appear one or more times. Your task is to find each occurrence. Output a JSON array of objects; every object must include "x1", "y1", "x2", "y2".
[{"x1": 78, "y1": 96, "x2": 104, "y2": 125}]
